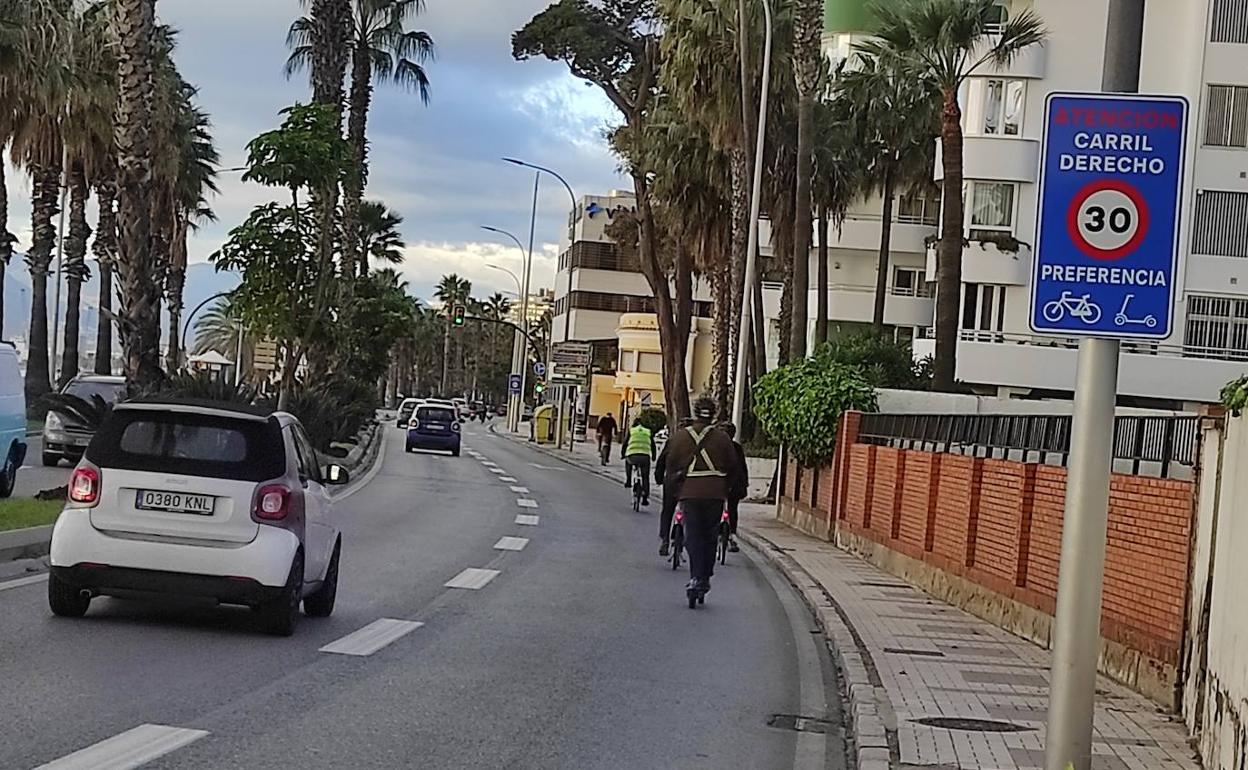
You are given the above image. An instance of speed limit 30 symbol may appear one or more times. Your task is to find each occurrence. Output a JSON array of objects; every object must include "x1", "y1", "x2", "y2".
[{"x1": 1066, "y1": 179, "x2": 1150, "y2": 260}]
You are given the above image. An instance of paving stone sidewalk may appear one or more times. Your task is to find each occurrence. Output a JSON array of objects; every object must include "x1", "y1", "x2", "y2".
[{"x1": 737, "y1": 504, "x2": 1201, "y2": 770}]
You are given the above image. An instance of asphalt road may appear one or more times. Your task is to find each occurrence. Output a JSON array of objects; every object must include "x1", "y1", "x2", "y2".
[
  {"x1": 14, "y1": 436, "x2": 74, "y2": 499},
  {"x1": 0, "y1": 422, "x2": 847, "y2": 770}
]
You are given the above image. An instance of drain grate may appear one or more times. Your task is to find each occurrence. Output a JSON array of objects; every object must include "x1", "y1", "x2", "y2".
[
  {"x1": 768, "y1": 714, "x2": 837, "y2": 734},
  {"x1": 913, "y1": 717, "x2": 1035, "y2": 733},
  {"x1": 883, "y1": 647, "x2": 947, "y2": 658},
  {"x1": 858, "y1": 581, "x2": 911, "y2": 589}
]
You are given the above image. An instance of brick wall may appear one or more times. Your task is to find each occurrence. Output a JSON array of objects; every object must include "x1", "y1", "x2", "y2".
[{"x1": 779, "y1": 412, "x2": 1196, "y2": 671}]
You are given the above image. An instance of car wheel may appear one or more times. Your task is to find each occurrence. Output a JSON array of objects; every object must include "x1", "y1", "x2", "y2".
[
  {"x1": 452, "y1": 446, "x2": 461, "y2": 457},
  {"x1": 48, "y1": 572, "x2": 90, "y2": 618},
  {"x1": 41, "y1": 452, "x2": 59, "y2": 468},
  {"x1": 303, "y1": 541, "x2": 340, "y2": 618},
  {"x1": 259, "y1": 553, "x2": 303, "y2": 637},
  {"x1": 0, "y1": 450, "x2": 17, "y2": 499}
]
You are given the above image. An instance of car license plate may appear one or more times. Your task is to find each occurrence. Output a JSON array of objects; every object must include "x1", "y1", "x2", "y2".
[
  {"x1": 135, "y1": 490, "x2": 215, "y2": 515},
  {"x1": 426, "y1": 423, "x2": 445, "y2": 431}
]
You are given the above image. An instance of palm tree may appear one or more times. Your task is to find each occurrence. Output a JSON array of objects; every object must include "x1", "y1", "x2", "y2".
[
  {"x1": 434, "y1": 273, "x2": 469, "y2": 393},
  {"x1": 192, "y1": 296, "x2": 256, "y2": 382},
  {"x1": 114, "y1": 0, "x2": 164, "y2": 389},
  {"x1": 93, "y1": 159, "x2": 118, "y2": 374},
  {"x1": 358, "y1": 199, "x2": 405, "y2": 275},
  {"x1": 811, "y1": 99, "x2": 862, "y2": 346},
  {"x1": 789, "y1": 0, "x2": 824, "y2": 361},
  {"x1": 0, "y1": 0, "x2": 39, "y2": 341},
  {"x1": 836, "y1": 51, "x2": 938, "y2": 331},
  {"x1": 305, "y1": 0, "x2": 433, "y2": 278},
  {"x1": 860, "y1": 0, "x2": 1045, "y2": 390}
]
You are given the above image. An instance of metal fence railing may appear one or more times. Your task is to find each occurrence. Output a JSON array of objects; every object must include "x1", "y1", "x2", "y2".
[{"x1": 856, "y1": 413, "x2": 1202, "y2": 478}]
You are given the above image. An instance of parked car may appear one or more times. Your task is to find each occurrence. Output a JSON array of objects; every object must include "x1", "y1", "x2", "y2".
[
  {"x1": 47, "y1": 400, "x2": 348, "y2": 636},
  {"x1": 406, "y1": 403, "x2": 461, "y2": 456},
  {"x1": 0, "y1": 343, "x2": 25, "y2": 497},
  {"x1": 395, "y1": 397, "x2": 422, "y2": 428},
  {"x1": 42, "y1": 374, "x2": 126, "y2": 467}
]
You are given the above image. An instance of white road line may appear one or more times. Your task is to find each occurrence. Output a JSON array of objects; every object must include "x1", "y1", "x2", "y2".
[
  {"x1": 489, "y1": 468, "x2": 506, "y2": 475},
  {"x1": 319, "y1": 618, "x2": 424, "y2": 656},
  {"x1": 481, "y1": 461, "x2": 498, "y2": 467},
  {"x1": 499, "y1": 476, "x2": 517, "y2": 483},
  {"x1": 509, "y1": 486, "x2": 529, "y2": 493},
  {"x1": 493, "y1": 537, "x2": 529, "y2": 551},
  {"x1": 516, "y1": 498, "x2": 538, "y2": 508},
  {"x1": 515, "y1": 514, "x2": 540, "y2": 526},
  {"x1": 0, "y1": 573, "x2": 49, "y2": 592},
  {"x1": 444, "y1": 567, "x2": 500, "y2": 590},
  {"x1": 35, "y1": 724, "x2": 209, "y2": 770}
]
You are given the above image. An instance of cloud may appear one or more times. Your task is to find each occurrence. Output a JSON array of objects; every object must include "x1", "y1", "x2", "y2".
[{"x1": 396, "y1": 240, "x2": 559, "y2": 304}]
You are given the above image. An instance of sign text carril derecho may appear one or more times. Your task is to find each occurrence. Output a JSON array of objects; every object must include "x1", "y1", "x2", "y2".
[{"x1": 1030, "y1": 94, "x2": 1188, "y2": 339}]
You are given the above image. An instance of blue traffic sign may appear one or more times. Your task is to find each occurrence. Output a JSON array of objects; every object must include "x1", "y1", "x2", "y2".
[
  {"x1": 508, "y1": 374, "x2": 522, "y2": 395},
  {"x1": 533, "y1": 362, "x2": 546, "y2": 378},
  {"x1": 1030, "y1": 93, "x2": 1188, "y2": 338}
]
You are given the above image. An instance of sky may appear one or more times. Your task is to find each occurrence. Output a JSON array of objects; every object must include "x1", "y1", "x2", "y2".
[{"x1": 6, "y1": 0, "x2": 625, "y2": 305}]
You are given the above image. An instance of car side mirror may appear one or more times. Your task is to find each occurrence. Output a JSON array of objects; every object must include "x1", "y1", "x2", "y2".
[{"x1": 325, "y1": 464, "x2": 350, "y2": 486}]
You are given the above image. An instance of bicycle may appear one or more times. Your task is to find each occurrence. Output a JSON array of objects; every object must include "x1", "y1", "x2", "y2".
[
  {"x1": 598, "y1": 438, "x2": 612, "y2": 466},
  {"x1": 632, "y1": 476, "x2": 644, "y2": 512},
  {"x1": 669, "y1": 507, "x2": 684, "y2": 571},
  {"x1": 1042, "y1": 291, "x2": 1103, "y2": 325},
  {"x1": 717, "y1": 506, "x2": 731, "y2": 565}
]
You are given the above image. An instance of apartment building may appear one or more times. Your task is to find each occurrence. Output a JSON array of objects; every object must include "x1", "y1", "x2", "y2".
[{"x1": 819, "y1": 0, "x2": 1248, "y2": 407}]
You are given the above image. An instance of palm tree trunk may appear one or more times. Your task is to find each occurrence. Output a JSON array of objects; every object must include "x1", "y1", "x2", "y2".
[
  {"x1": 343, "y1": 41, "x2": 373, "y2": 280},
  {"x1": 792, "y1": 93, "x2": 814, "y2": 360},
  {"x1": 441, "y1": 320, "x2": 450, "y2": 394},
  {"x1": 310, "y1": 0, "x2": 350, "y2": 305},
  {"x1": 873, "y1": 165, "x2": 896, "y2": 330},
  {"x1": 0, "y1": 157, "x2": 14, "y2": 341},
  {"x1": 815, "y1": 204, "x2": 829, "y2": 346},
  {"x1": 933, "y1": 91, "x2": 964, "y2": 391},
  {"x1": 25, "y1": 164, "x2": 60, "y2": 405},
  {"x1": 778, "y1": 237, "x2": 793, "y2": 367},
  {"x1": 114, "y1": 0, "x2": 162, "y2": 390},
  {"x1": 93, "y1": 175, "x2": 118, "y2": 375},
  {"x1": 728, "y1": 148, "x2": 748, "y2": 383},
  {"x1": 711, "y1": 235, "x2": 731, "y2": 416},
  {"x1": 752, "y1": 270, "x2": 766, "y2": 376},
  {"x1": 165, "y1": 218, "x2": 188, "y2": 372},
  {"x1": 60, "y1": 161, "x2": 92, "y2": 388}
]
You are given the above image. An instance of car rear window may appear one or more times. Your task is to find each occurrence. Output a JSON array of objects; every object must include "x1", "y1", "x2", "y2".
[
  {"x1": 417, "y1": 407, "x2": 455, "y2": 423},
  {"x1": 87, "y1": 410, "x2": 285, "y2": 481},
  {"x1": 65, "y1": 380, "x2": 125, "y2": 403}
]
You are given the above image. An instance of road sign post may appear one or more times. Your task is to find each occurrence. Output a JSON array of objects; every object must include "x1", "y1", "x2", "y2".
[{"x1": 1041, "y1": 3, "x2": 1184, "y2": 769}]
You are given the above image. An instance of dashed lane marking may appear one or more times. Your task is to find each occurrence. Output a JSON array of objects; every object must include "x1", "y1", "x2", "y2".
[
  {"x1": 444, "y1": 568, "x2": 501, "y2": 590},
  {"x1": 515, "y1": 515, "x2": 540, "y2": 526},
  {"x1": 0, "y1": 573, "x2": 49, "y2": 592},
  {"x1": 319, "y1": 619, "x2": 424, "y2": 657},
  {"x1": 34, "y1": 724, "x2": 209, "y2": 770},
  {"x1": 509, "y1": 486, "x2": 529, "y2": 493},
  {"x1": 493, "y1": 537, "x2": 529, "y2": 551},
  {"x1": 516, "y1": 498, "x2": 538, "y2": 508},
  {"x1": 499, "y1": 476, "x2": 517, "y2": 483}
]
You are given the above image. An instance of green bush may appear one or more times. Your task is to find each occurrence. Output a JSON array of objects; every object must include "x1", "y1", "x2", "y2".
[
  {"x1": 817, "y1": 332, "x2": 931, "y2": 390},
  {"x1": 158, "y1": 371, "x2": 261, "y2": 405},
  {"x1": 1223, "y1": 374, "x2": 1248, "y2": 415},
  {"x1": 753, "y1": 357, "x2": 877, "y2": 467},
  {"x1": 286, "y1": 376, "x2": 379, "y2": 451},
  {"x1": 635, "y1": 407, "x2": 667, "y2": 433}
]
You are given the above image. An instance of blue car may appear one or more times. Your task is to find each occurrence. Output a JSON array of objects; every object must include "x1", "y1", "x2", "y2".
[{"x1": 406, "y1": 404, "x2": 461, "y2": 456}]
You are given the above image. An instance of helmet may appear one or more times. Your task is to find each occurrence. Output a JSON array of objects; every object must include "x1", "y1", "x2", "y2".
[{"x1": 692, "y1": 395, "x2": 717, "y2": 421}]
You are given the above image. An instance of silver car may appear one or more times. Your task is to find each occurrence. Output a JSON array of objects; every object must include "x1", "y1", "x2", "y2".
[{"x1": 43, "y1": 375, "x2": 126, "y2": 467}]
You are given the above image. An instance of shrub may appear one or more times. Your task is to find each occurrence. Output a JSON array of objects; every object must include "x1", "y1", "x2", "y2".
[
  {"x1": 286, "y1": 376, "x2": 379, "y2": 451},
  {"x1": 158, "y1": 372, "x2": 261, "y2": 405},
  {"x1": 635, "y1": 407, "x2": 667, "y2": 433},
  {"x1": 752, "y1": 357, "x2": 877, "y2": 467},
  {"x1": 816, "y1": 332, "x2": 931, "y2": 390},
  {"x1": 1222, "y1": 374, "x2": 1248, "y2": 415}
]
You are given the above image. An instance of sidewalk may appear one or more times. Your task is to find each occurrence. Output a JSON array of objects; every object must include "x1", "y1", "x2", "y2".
[{"x1": 737, "y1": 505, "x2": 1199, "y2": 770}]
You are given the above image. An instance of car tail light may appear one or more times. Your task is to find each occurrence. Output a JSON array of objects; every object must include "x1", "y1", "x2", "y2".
[
  {"x1": 409, "y1": 418, "x2": 420, "y2": 430},
  {"x1": 69, "y1": 465, "x2": 100, "y2": 507},
  {"x1": 451, "y1": 421, "x2": 461, "y2": 433},
  {"x1": 254, "y1": 484, "x2": 291, "y2": 521}
]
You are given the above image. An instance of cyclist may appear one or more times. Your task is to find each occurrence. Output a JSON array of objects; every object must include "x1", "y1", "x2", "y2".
[
  {"x1": 655, "y1": 417, "x2": 695, "y2": 556},
  {"x1": 721, "y1": 423, "x2": 748, "y2": 553},
  {"x1": 595, "y1": 412, "x2": 618, "y2": 466},
  {"x1": 661, "y1": 396, "x2": 742, "y2": 602},
  {"x1": 622, "y1": 417, "x2": 655, "y2": 506}
]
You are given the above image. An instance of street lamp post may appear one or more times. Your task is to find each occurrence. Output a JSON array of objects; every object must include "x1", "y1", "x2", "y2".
[
  {"x1": 731, "y1": 0, "x2": 774, "y2": 430},
  {"x1": 503, "y1": 158, "x2": 578, "y2": 449},
  {"x1": 481, "y1": 227, "x2": 530, "y2": 433}
]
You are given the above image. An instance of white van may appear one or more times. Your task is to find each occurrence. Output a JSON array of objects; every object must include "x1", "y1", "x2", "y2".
[{"x1": 0, "y1": 343, "x2": 26, "y2": 496}]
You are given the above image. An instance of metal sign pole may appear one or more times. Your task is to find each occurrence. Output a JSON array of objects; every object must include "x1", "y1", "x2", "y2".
[{"x1": 1044, "y1": 1, "x2": 1143, "y2": 768}]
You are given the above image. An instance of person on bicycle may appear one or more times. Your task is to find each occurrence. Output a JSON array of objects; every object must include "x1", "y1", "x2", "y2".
[
  {"x1": 595, "y1": 412, "x2": 618, "y2": 466},
  {"x1": 655, "y1": 417, "x2": 695, "y2": 556},
  {"x1": 622, "y1": 418, "x2": 655, "y2": 506},
  {"x1": 721, "y1": 423, "x2": 748, "y2": 553},
  {"x1": 662, "y1": 396, "x2": 741, "y2": 601}
]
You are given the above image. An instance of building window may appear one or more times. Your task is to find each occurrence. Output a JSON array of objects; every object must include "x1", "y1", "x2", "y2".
[
  {"x1": 961, "y1": 283, "x2": 1006, "y2": 339},
  {"x1": 897, "y1": 190, "x2": 941, "y2": 226},
  {"x1": 1212, "y1": 0, "x2": 1248, "y2": 43},
  {"x1": 620, "y1": 350, "x2": 636, "y2": 372},
  {"x1": 892, "y1": 267, "x2": 931, "y2": 297},
  {"x1": 1204, "y1": 85, "x2": 1248, "y2": 148},
  {"x1": 1184, "y1": 294, "x2": 1248, "y2": 359},
  {"x1": 637, "y1": 352, "x2": 663, "y2": 374},
  {"x1": 967, "y1": 182, "x2": 1015, "y2": 239},
  {"x1": 981, "y1": 2, "x2": 1008, "y2": 31},
  {"x1": 563, "y1": 290, "x2": 714, "y2": 318},
  {"x1": 1192, "y1": 190, "x2": 1248, "y2": 258},
  {"x1": 983, "y1": 79, "x2": 1025, "y2": 136}
]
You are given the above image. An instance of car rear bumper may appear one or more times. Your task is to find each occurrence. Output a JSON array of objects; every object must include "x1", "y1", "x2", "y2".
[
  {"x1": 49, "y1": 509, "x2": 300, "y2": 591},
  {"x1": 405, "y1": 431, "x2": 460, "y2": 451},
  {"x1": 50, "y1": 564, "x2": 287, "y2": 607}
]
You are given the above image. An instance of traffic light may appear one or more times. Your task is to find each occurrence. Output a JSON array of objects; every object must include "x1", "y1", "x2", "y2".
[
  {"x1": 534, "y1": 381, "x2": 546, "y2": 395},
  {"x1": 451, "y1": 304, "x2": 466, "y2": 327}
]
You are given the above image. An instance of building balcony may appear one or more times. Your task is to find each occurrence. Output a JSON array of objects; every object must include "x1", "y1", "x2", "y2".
[
  {"x1": 759, "y1": 281, "x2": 935, "y2": 328},
  {"x1": 911, "y1": 330, "x2": 1244, "y2": 404},
  {"x1": 925, "y1": 238, "x2": 1032, "y2": 286},
  {"x1": 832, "y1": 213, "x2": 937, "y2": 254},
  {"x1": 935, "y1": 135, "x2": 1040, "y2": 184}
]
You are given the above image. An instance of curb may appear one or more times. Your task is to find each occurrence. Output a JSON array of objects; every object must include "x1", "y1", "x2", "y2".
[
  {"x1": 737, "y1": 527, "x2": 899, "y2": 770},
  {"x1": 0, "y1": 524, "x2": 53, "y2": 563}
]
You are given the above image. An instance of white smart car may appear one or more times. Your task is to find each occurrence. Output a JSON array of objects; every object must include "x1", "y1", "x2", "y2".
[{"x1": 48, "y1": 400, "x2": 347, "y2": 636}]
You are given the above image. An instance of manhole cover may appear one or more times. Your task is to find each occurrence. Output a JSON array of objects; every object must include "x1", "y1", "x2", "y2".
[
  {"x1": 883, "y1": 647, "x2": 947, "y2": 658},
  {"x1": 912, "y1": 717, "x2": 1034, "y2": 733},
  {"x1": 768, "y1": 714, "x2": 836, "y2": 734}
]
